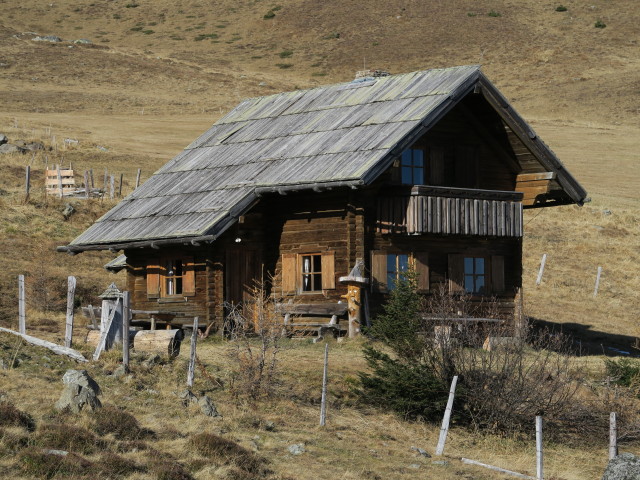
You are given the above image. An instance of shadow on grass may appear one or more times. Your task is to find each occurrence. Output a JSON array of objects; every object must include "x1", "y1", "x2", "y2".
[{"x1": 529, "y1": 317, "x2": 640, "y2": 357}]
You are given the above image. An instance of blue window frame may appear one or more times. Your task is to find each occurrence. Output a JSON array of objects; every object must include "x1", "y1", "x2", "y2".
[
  {"x1": 400, "y1": 149, "x2": 424, "y2": 185},
  {"x1": 387, "y1": 253, "x2": 410, "y2": 291},
  {"x1": 464, "y1": 257, "x2": 486, "y2": 294}
]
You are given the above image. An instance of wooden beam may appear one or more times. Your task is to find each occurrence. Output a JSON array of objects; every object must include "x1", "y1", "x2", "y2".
[
  {"x1": 64, "y1": 276, "x2": 76, "y2": 348},
  {"x1": 0, "y1": 327, "x2": 88, "y2": 363}
]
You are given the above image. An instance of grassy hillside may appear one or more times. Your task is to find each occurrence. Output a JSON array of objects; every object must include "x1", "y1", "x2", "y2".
[{"x1": 1, "y1": 0, "x2": 639, "y2": 478}]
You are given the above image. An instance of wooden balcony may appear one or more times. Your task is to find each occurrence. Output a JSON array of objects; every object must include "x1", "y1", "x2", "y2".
[{"x1": 376, "y1": 186, "x2": 523, "y2": 237}]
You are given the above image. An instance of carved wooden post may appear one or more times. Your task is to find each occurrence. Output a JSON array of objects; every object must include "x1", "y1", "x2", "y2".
[
  {"x1": 64, "y1": 276, "x2": 76, "y2": 348},
  {"x1": 339, "y1": 259, "x2": 368, "y2": 338}
]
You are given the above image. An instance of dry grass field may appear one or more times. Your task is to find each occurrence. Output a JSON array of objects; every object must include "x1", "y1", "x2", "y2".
[{"x1": 1, "y1": 0, "x2": 639, "y2": 478}]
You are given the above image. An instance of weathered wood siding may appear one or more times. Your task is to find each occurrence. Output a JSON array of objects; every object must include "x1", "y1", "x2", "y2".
[{"x1": 125, "y1": 247, "x2": 213, "y2": 325}]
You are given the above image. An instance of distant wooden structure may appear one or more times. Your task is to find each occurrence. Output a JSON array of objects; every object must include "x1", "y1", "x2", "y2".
[
  {"x1": 45, "y1": 165, "x2": 75, "y2": 196},
  {"x1": 59, "y1": 66, "x2": 588, "y2": 337}
]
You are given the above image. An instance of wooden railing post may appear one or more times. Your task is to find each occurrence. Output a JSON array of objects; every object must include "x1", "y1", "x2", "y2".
[
  {"x1": 436, "y1": 375, "x2": 458, "y2": 455},
  {"x1": 536, "y1": 416, "x2": 544, "y2": 480}
]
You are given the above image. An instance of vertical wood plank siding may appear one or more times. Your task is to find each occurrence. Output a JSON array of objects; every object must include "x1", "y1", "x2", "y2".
[{"x1": 377, "y1": 195, "x2": 523, "y2": 237}]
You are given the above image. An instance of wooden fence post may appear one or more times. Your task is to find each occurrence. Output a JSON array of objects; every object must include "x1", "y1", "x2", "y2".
[
  {"x1": 64, "y1": 276, "x2": 76, "y2": 348},
  {"x1": 89, "y1": 169, "x2": 94, "y2": 188},
  {"x1": 536, "y1": 416, "x2": 543, "y2": 480},
  {"x1": 436, "y1": 375, "x2": 458, "y2": 455},
  {"x1": 609, "y1": 412, "x2": 618, "y2": 460},
  {"x1": 536, "y1": 254, "x2": 547, "y2": 286},
  {"x1": 122, "y1": 291, "x2": 131, "y2": 372},
  {"x1": 110, "y1": 175, "x2": 115, "y2": 199},
  {"x1": 135, "y1": 168, "x2": 141, "y2": 189},
  {"x1": 18, "y1": 275, "x2": 26, "y2": 334},
  {"x1": 594, "y1": 266, "x2": 602, "y2": 297},
  {"x1": 118, "y1": 173, "x2": 123, "y2": 197},
  {"x1": 187, "y1": 317, "x2": 199, "y2": 388},
  {"x1": 103, "y1": 169, "x2": 108, "y2": 194},
  {"x1": 25, "y1": 165, "x2": 30, "y2": 201},
  {"x1": 320, "y1": 343, "x2": 329, "y2": 426},
  {"x1": 84, "y1": 170, "x2": 90, "y2": 199}
]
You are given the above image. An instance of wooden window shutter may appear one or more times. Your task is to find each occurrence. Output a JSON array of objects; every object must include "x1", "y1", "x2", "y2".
[
  {"x1": 182, "y1": 257, "x2": 196, "y2": 296},
  {"x1": 448, "y1": 254, "x2": 464, "y2": 293},
  {"x1": 281, "y1": 253, "x2": 297, "y2": 294},
  {"x1": 321, "y1": 251, "x2": 336, "y2": 290},
  {"x1": 146, "y1": 260, "x2": 161, "y2": 298},
  {"x1": 371, "y1": 250, "x2": 388, "y2": 293},
  {"x1": 413, "y1": 252, "x2": 429, "y2": 293},
  {"x1": 491, "y1": 255, "x2": 505, "y2": 293},
  {"x1": 430, "y1": 146, "x2": 445, "y2": 185}
]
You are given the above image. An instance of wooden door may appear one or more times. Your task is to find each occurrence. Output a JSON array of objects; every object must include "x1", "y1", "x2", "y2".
[{"x1": 225, "y1": 248, "x2": 261, "y2": 312}]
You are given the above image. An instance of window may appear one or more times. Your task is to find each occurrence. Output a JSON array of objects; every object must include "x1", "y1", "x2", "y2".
[
  {"x1": 386, "y1": 253, "x2": 409, "y2": 291},
  {"x1": 371, "y1": 250, "x2": 429, "y2": 293},
  {"x1": 164, "y1": 258, "x2": 184, "y2": 296},
  {"x1": 147, "y1": 256, "x2": 196, "y2": 299},
  {"x1": 448, "y1": 254, "x2": 505, "y2": 295},
  {"x1": 281, "y1": 251, "x2": 335, "y2": 294},
  {"x1": 301, "y1": 254, "x2": 322, "y2": 292},
  {"x1": 463, "y1": 257, "x2": 486, "y2": 294},
  {"x1": 400, "y1": 149, "x2": 424, "y2": 185}
]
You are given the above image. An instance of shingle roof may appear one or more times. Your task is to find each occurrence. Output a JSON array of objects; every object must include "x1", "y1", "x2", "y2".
[{"x1": 62, "y1": 65, "x2": 586, "y2": 252}]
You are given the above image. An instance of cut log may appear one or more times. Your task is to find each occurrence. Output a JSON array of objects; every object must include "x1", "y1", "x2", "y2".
[
  {"x1": 133, "y1": 329, "x2": 184, "y2": 358},
  {"x1": 0, "y1": 327, "x2": 88, "y2": 363},
  {"x1": 85, "y1": 329, "x2": 136, "y2": 349}
]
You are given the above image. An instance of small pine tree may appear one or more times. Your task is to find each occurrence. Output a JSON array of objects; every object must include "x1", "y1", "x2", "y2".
[{"x1": 359, "y1": 271, "x2": 449, "y2": 420}]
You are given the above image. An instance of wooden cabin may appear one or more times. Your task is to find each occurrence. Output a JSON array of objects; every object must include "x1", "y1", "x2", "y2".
[{"x1": 59, "y1": 65, "x2": 588, "y2": 335}]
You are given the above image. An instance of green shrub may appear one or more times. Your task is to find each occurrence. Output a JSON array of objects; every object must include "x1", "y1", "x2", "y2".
[
  {"x1": 487, "y1": 10, "x2": 501, "y2": 17},
  {"x1": 125, "y1": 2, "x2": 138, "y2": 7},
  {"x1": 194, "y1": 33, "x2": 218, "y2": 41},
  {"x1": 130, "y1": 26, "x2": 143, "y2": 31},
  {"x1": 279, "y1": 50, "x2": 293, "y2": 58},
  {"x1": 142, "y1": 29, "x2": 154, "y2": 34},
  {"x1": 467, "y1": 12, "x2": 477, "y2": 17},
  {"x1": 555, "y1": 5, "x2": 568, "y2": 12},
  {"x1": 275, "y1": 63, "x2": 293, "y2": 69},
  {"x1": 595, "y1": 19, "x2": 606, "y2": 28},
  {"x1": 322, "y1": 32, "x2": 340, "y2": 39},
  {"x1": 359, "y1": 346, "x2": 448, "y2": 419},
  {"x1": 263, "y1": 10, "x2": 275, "y2": 19},
  {"x1": 605, "y1": 358, "x2": 640, "y2": 388}
]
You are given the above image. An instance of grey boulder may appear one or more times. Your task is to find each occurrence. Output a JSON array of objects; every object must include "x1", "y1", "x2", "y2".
[
  {"x1": 55, "y1": 369, "x2": 102, "y2": 413},
  {"x1": 602, "y1": 453, "x2": 640, "y2": 480}
]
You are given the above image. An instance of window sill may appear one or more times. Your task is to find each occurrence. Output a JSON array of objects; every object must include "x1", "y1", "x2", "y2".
[{"x1": 157, "y1": 297, "x2": 189, "y2": 304}]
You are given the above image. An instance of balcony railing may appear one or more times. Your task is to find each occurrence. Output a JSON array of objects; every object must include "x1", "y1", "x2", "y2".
[{"x1": 376, "y1": 186, "x2": 523, "y2": 237}]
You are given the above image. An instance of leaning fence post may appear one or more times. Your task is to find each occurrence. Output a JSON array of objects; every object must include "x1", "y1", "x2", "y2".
[
  {"x1": 435, "y1": 375, "x2": 458, "y2": 456},
  {"x1": 18, "y1": 275, "x2": 26, "y2": 334},
  {"x1": 609, "y1": 412, "x2": 618, "y2": 460},
  {"x1": 109, "y1": 175, "x2": 115, "y2": 199},
  {"x1": 122, "y1": 291, "x2": 131, "y2": 372},
  {"x1": 536, "y1": 416, "x2": 544, "y2": 480},
  {"x1": 64, "y1": 276, "x2": 76, "y2": 348},
  {"x1": 187, "y1": 317, "x2": 199, "y2": 388},
  {"x1": 320, "y1": 343, "x2": 329, "y2": 426},
  {"x1": 84, "y1": 170, "x2": 90, "y2": 199},
  {"x1": 594, "y1": 266, "x2": 602, "y2": 297},
  {"x1": 135, "y1": 168, "x2": 141, "y2": 189},
  {"x1": 536, "y1": 254, "x2": 547, "y2": 286}
]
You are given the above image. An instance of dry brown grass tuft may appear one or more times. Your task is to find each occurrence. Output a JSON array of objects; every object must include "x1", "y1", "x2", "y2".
[
  {"x1": 33, "y1": 423, "x2": 104, "y2": 455},
  {"x1": 0, "y1": 401, "x2": 36, "y2": 431},
  {"x1": 92, "y1": 405, "x2": 149, "y2": 440},
  {"x1": 189, "y1": 432, "x2": 266, "y2": 474}
]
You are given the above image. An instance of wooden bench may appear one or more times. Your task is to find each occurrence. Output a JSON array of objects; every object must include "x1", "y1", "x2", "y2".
[{"x1": 276, "y1": 302, "x2": 348, "y2": 337}]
